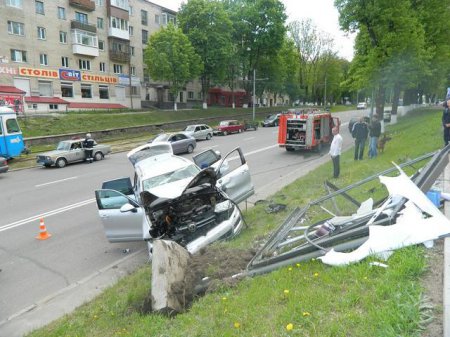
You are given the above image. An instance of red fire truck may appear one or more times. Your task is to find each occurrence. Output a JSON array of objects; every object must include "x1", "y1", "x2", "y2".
[{"x1": 277, "y1": 110, "x2": 339, "y2": 152}]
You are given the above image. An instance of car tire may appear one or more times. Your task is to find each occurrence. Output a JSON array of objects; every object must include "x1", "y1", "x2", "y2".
[
  {"x1": 94, "y1": 152, "x2": 104, "y2": 161},
  {"x1": 187, "y1": 144, "x2": 194, "y2": 153},
  {"x1": 223, "y1": 131, "x2": 228, "y2": 136},
  {"x1": 56, "y1": 158, "x2": 67, "y2": 168},
  {"x1": 286, "y1": 147, "x2": 295, "y2": 152},
  {"x1": 238, "y1": 128, "x2": 242, "y2": 133},
  {"x1": 206, "y1": 133, "x2": 212, "y2": 140}
]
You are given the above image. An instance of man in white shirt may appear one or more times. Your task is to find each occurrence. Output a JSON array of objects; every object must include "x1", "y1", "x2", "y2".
[{"x1": 329, "y1": 127, "x2": 343, "y2": 178}]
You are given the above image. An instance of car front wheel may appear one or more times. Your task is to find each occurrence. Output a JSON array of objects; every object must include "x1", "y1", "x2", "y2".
[
  {"x1": 56, "y1": 158, "x2": 67, "y2": 168},
  {"x1": 223, "y1": 131, "x2": 228, "y2": 136},
  {"x1": 206, "y1": 133, "x2": 212, "y2": 140},
  {"x1": 94, "y1": 152, "x2": 104, "y2": 161},
  {"x1": 187, "y1": 144, "x2": 194, "y2": 153}
]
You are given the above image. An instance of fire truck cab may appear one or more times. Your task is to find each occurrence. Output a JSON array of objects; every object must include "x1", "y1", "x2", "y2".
[{"x1": 278, "y1": 110, "x2": 339, "y2": 152}]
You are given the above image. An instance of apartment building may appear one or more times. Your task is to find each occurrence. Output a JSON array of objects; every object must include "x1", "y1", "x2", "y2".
[{"x1": 0, "y1": 0, "x2": 201, "y2": 113}]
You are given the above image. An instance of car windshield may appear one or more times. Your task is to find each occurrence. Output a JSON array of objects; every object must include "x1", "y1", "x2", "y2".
[
  {"x1": 266, "y1": 115, "x2": 276, "y2": 121},
  {"x1": 153, "y1": 134, "x2": 170, "y2": 142},
  {"x1": 219, "y1": 121, "x2": 230, "y2": 126},
  {"x1": 142, "y1": 164, "x2": 200, "y2": 191},
  {"x1": 185, "y1": 126, "x2": 196, "y2": 131},
  {"x1": 56, "y1": 141, "x2": 71, "y2": 151}
]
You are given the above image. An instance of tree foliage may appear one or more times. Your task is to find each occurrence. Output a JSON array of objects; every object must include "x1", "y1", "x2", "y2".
[
  {"x1": 178, "y1": 0, "x2": 233, "y2": 105},
  {"x1": 143, "y1": 23, "x2": 202, "y2": 110}
]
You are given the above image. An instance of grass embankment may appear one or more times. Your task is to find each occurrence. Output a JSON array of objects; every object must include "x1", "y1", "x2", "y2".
[{"x1": 28, "y1": 108, "x2": 442, "y2": 337}]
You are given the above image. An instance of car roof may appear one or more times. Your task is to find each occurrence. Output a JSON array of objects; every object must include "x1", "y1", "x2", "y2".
[{"x1": 135, "y1": 153, "x2": 194, "y2": 180}]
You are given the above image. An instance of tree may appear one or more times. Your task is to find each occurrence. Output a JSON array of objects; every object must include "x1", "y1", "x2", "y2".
[
  {"x1": 224, "y1": 0, "x2": 287, "y2": 103},
  {"x1": 143, "y1": 23, "x2": 202, "y2": 111},
  {"x1": 178, "y1": 0, "x2": 234, "y2": 109}
]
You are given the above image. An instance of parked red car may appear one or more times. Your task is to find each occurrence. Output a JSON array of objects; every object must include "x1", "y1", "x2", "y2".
[{"x1": 213, "y1": 120, "x2": 244, "y2": 136}]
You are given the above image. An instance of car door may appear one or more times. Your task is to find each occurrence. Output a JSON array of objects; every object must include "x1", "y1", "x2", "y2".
[
  {"x1": 215, "y1": 147, "x2": 254, "y2": 204},
  {"x1": 94, "y1": 177, "x2": 144, "y2": 242},
  {"x1": 70, "y1": 141, "x2": 85, "y2": 162},
  {"x1": 169, "y1": 134, "x2": 182, "y2": 154}
]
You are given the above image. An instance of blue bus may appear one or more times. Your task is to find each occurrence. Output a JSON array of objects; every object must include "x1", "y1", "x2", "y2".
[{"x1": 0, "y1": 106, "x2": 25, "y2": 159}]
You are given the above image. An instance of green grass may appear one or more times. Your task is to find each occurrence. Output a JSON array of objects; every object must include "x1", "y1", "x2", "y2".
[{"x1": 26, "y1": 107, "x2": 442, "y2": 337}]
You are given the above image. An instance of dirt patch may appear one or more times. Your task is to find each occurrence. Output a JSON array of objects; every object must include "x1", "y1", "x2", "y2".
[{"x1": 421, "y1": 238, "x2": 445, "y2": 337}]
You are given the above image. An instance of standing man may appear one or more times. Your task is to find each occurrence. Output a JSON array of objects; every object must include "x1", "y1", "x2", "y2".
[
  {"x1": 368, "y1": 116, "x2": 381, "y2": 158},
  {"x1": 329, "y1": 127, "x2": 343, "y2": 178},
  {"x1": 442, "y1": 100, "x2": 450, "y2": 146},
  {"x1": 83, "y1": 133, "x2": 95, "y2": 163},
  {"x1": 351, "y1": 117, "x2": 369, "y2": 160}
]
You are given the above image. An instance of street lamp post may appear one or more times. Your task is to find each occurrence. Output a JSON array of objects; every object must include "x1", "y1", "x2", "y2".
[{"x1": 253, "y1": 68, "x2": 256, "y2": 121}]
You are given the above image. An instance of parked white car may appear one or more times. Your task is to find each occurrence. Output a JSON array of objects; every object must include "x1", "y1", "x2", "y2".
[
  {"x1": 183, "y1": 124, "x2": 213, "y2": 140},
  {"x1": 357, "y1": 102, "x2": 367, "y2": 110},
  {"x1": 95, "y1": 142, "x2": 254, "y2": 256}
]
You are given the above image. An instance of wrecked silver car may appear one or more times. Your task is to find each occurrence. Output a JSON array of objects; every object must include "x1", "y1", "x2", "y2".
[{"x1": 95, "y1": 142, "x2": 254, "y2": 255}]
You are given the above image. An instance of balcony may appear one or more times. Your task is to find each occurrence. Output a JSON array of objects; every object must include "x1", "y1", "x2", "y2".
[
  {"x1": 109, "y1": 50, "x2": 130, "y2": 63},
  {"x1": 69, "y1": 0, "x2": 95, "y2": 12},
  {"x1": 71, "y1": 20, "x2": 97, "y2": 34},
  {"x1": 108, "y1": 26, "x2": 130, "y2": 40}
]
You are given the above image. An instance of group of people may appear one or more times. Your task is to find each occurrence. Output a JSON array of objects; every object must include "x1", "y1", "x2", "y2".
[{"x1": 328, "y1": 115, "x2": 382, "y2": 179}]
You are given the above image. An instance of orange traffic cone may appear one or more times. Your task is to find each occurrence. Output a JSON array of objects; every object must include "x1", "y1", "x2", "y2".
[{"x1": 36, "y1": 218, "x2": 52, "y2": 240}]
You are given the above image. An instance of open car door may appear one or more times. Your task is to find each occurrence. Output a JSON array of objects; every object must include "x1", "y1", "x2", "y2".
[
  {"x1": 95, "y1": 177, "x2": 144, "y2": 243},
  {"x1": 215, "y1": 147, "x2": 254, "y2": 204}
]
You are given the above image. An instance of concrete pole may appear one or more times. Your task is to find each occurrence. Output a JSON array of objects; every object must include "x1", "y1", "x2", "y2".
[{"x1": 253, "y1": 68, "x2": 256, "y2": 121}]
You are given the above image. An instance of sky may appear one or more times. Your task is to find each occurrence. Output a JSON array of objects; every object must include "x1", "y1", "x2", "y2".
[{"x1": 149, "y1": 0, "x2": 355, "y2": 60}]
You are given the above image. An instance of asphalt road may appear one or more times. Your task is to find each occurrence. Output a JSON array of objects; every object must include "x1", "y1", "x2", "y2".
[{"x1": 0, "y1": 109, "x2": 362, "y2": 336}]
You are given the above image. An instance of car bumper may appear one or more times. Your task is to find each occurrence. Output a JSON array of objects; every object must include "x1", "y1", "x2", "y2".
[
  {"x1": 0, "y1": 165, "x2": 9, "y2": 173},
  {"x1": 186, "y1": 205, "x2": 244, "y2": 254},
  {"x1": 36, "y1": 157, "x2": 54, "y2": 166}
]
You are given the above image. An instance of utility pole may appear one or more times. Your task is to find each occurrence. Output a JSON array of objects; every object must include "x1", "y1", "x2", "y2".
[
  {"x1": 324, "y1": 75, "x2": 327, "y2": 108},
  {"x1": 253, "y1": 68, "x2": 256, "y2": 121}
]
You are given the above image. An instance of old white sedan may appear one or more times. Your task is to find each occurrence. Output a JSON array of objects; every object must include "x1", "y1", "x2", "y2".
[
  {"x1": 183, "y1": 124, "x2": 214, "y2": 140},
  {"x1": 95, "y1": 143, "x2": 254, "y2": 255}
]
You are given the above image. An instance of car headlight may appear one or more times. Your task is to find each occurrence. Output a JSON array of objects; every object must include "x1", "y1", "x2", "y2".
[{"x1": 215, "y1": 200, "x2": 233, "y2": 213}]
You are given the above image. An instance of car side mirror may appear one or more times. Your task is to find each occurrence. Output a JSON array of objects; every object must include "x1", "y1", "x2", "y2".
[{"x1": 120, "y1": 203, "x2": 137, "y2": 213}]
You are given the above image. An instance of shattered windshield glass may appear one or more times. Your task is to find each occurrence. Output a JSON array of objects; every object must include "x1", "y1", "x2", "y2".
[{"x1": 142, "y1": 164, "x2": 200, "y2": 191}]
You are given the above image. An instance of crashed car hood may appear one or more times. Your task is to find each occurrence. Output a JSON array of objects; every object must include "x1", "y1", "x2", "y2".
[{"x1": 141, "y1": 168, "x2": 217, "y2": 206}]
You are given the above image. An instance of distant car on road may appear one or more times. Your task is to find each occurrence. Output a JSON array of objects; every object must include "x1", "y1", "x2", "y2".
[
  {"x1": 150, "y1": 132, "x2": 196, "y2": 154},
  {"x1": 383, "y1": 110, "x2": 392, "y2": 122},
  {"x1": 357, "y1": 102, "x2": 367, "y2": 110},
  {"x1": 261, "y1": 113, "x2": 280, "y2": 127},
  {"x1": 183, "y1": 124, "x2": 213, "y2": 140},
  {"x1": 36, "y1": 138, "x2": 111, "y2": 168},
  {"x1": 0, "y1": 156, "x2": 8, "y2": 173},
  {"x1": 213, "y1": 120, "x2": 244, "y2": 135}
]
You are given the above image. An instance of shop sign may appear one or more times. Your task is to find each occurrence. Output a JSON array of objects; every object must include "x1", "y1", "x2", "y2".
[
  {"x1": 81, "y1": 73, "x2": 118, "y2": 84},
  {"x1": 59, "y1": 69, "x2": 81, "y2": 81},
  {"x1": 19, "y1": 67, "x2": 58, "y2": 79},
  {"x1": 0, "y1": 66, "x2": 17, "y2": 75},
  {"x1": 118, "y1": 74, "x2": 141, "y2": 86}
]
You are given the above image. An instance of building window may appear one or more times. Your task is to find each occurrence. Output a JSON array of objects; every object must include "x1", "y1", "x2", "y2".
[
  {"x1": 111, "y1": 0, "x2": 129, "y2": 10},
  {"x1": 99, "y1": 85, "x2": 109, "y2": 99},
  {"x1": 49, "y1": 104, "x2": 58, "y2": 110},
  {"x1": 98, "y1": 40, "x2": 104, "y2": 51},
  {"x1": 188, "y1": 91, "x2": 194, "y2": 99},
  {"x1": 61, "y1": 83, "x2": 73, "y2": 97},
  {"x1": 95, "y1": 0, "x2": 104, "y2": 6},
  {"x1": 6, "y1": 0, "x2": 23, "y2": 8},
  {"x1": 142, "y1": 30, "x2": 148, "y2": 44},
  {"x1": 113, "y1": 64, "x2": 123, "y2": 74},
  {"x1": 38, "y1": 81, "x2": 52, "y2": 96},
  {"x1": 59, "y1": 31, "x2": 67, "y2": 44},
  {"x1": 130, "y1": 46, "x2": 135, "y2": 56},
  {"x1": 130, "y1": 66, "x2": 136, "y2": 76},
  {"x1": 58, "y1": 7, "x2": 66, "y2": 19},
  {"x1": 75, "y1": 12, "x2": 88, "y2": 24},
  {"x1": 131, "y1": 86, "x2": 138, "y2": 95},
  {"x1": 99, "y1": 62, "x2": 106, "y2": 72},
  {"x1": 141, "y1": 10, "x2": 148, "y2": 25},
  {"x1": 35, "y1": 1, "x2": 44, "y2": 14},
  {"x1": 79, "y1": 59, "x2": 91, "y2": 70},
  {"x1": 155, "y1": 14, "x2": 160, "y2": 24},
  {"x1": 129, "y1": 25, "x2": 133, "y2": 36},
  {"x1": 37, "y1": 27, "x2": 46, "y2": 40},
  {"x1": 97, "y1": 17, "x2": 103, "y2": 29},
  {"x1": 81, "y1": 84, "x2": 92, "y2": 98},
  {"x1": 10, "y1": 49, "x2": 27, "y2": 62},
  {"x1": 110, "y1": 17, "x2": 128, "y2": 31},
  {"x1": 39, "y1": 53, "x2": 48, "y2": 66},
  {"x1": 61, "y1": 56, "x2": 69, "y2": 67},
  {"x1": 8, "y1": 21, "x2": 24, "y2": 36}
]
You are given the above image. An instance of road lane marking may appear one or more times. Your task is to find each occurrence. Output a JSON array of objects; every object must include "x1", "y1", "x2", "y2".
[
  {"x1": 244, "y1": 137, "x2": 255, "y2": 141},
  {"x1": 35, "y1": 176, "x2": 79, "y2": 188},
  {"x1": 0, "y1": 198, "x2": 95, "y2": 232}
]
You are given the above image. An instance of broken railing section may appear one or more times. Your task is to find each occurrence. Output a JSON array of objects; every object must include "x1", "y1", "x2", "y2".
[{"x1": 245, "y1": 146, "x2": 450, "y2": 277}]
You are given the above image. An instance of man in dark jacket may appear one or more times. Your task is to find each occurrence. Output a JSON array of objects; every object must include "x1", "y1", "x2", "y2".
[
  {"x1": 83, "y1": 133, "x2": 95, "y2": 163},
  {"x1": 368, "y1": 116, "x2": 381, "y2": 158},
  {"x1": 442, "y1": 100, "x2": 450, "y2": 146},
  {"x1": 351, "y1": 117, "x2": 369, "y2": 160}
]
